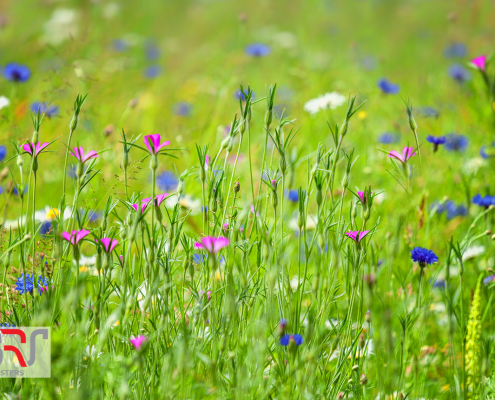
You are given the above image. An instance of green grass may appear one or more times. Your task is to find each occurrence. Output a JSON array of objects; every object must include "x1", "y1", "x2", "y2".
[{"x1": 0, "y1": 0, "x2": 495, "y2": 398}]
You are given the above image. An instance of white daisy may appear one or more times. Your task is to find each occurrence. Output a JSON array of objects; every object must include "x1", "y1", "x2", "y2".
[{"x1": 303, "y1": 92, "x2": 346, "y2": 114}]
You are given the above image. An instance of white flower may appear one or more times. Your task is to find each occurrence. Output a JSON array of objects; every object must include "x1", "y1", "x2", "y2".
[
  {"x1": 288, "y1": 214, "x2": 317, "y2": 231},
  {"x1": 83, "y1": 345, "x2": 103, "y2": 363},
  {"x1": 102, "y1": 3, "x2": 120, "y2": 19},
  {"x1": 303, "y1": 92, "x2": 346, "y2": 114},
  {"x1": 42, "y1": 9, "x2": 78, "y2": 46},
  {"x1": 165, "y1": 194, "x2": 202, "y2": 214},
  {"x1": 462, "y1": 157, "x2": 486, "y2": 175},
  {"x1": 0, "y1": 96, "x2": 10, "y2": 110},
  {"x1": 462, "y1": 245, "x2": 485, "y2": 261}
]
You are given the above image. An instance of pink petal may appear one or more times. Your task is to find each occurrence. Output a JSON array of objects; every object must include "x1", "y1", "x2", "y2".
[
  {"x1": 471, "y1": 55, "x2": 486, "y2": 71},
  {"x1": 109, "y1": 239, "x2": 119, "y2": 252},
  {"x1": 75, "y1": 229, "x2": 90, "y2": 244},
  {"x1": 100, "y1": 238, "x2": 112, "y2": 252},
  {"x1": 358, "y1": 231, "x2": 370, "y2": 242},
  {"x1": 213, "y1": 237, "x2": 229, "y2": 253},
  {"x1": 156, "y1": 141, "x2": 171, "y2": 152},
  {"x1": 61, "y1": 231, "x2": 74, "y2": 245},
  {"x1": 82, "y1": 150, "x2": 98, "y2": 163},
  {"x1": 20, "y1": 143, "x2": 33, "y2": 155},
  {"x1": 387, "y1": 150, "x2": 404, "y2": 163},
  {"x1": 357, "y1": 191, "x2": 365, "y2": 203},
  {"x1": 155, "y1": 193, "x2": 168, "y2": 206},
  {"x1": 131, "y1": 204, "x2": 139, "y2": 212},
  {"x1": 35, "y1": 142, "x2": 50, "y2": 156}
]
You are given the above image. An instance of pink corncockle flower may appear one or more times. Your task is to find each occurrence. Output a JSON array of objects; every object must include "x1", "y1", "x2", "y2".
[
  {"x1": 118, "y1": 255, "x2": 125, "y2": 264},
  {"x1": 131, "y1": 198, "x2": 152, "y2": 213},
  {"x1": 100, "y1": 238, "x2": 118, "y2": 253},
  {"x1": 70, "y1": 147, "x2": 98, "y2": 164},
  {"x1": 222, "y1": 223, "x2": 229, "y2": 231},
  {"x1": 199, "y1": 290, "x2": 211, "y2": 301},
  {"x1": 205, "y1": 155, "x2": 211, "y2": 170},
  {"x1": 62, "y1": 229, "x2": 91, "y2": 246},
  {"x1": 129, "y1": 335, "x2": 147, "y2": 350},
  {"x1": 144, "y1": 134, "x2": 170, "y2": 155},
  {"x1": 358, "y1": 191, "x2": 372, "y2": 204},
  {"x1": 471, "y1": 55, "x2": 487, "y2": 71},
  {"x1": 194, "y1": 236, "x2": 229, "y2": 254},
  {"x1": 388, "y1": 147, "x2": 416, "y2": 164},
  {"x1": 154, "y1": 193, "x2": 169, "y2": 207},
  {"x1": 345, "y1": 230, "x2": 370, "y2": 243},
  {"x1": 20, "y1": 142, "x2": 50, "y2": 157}
]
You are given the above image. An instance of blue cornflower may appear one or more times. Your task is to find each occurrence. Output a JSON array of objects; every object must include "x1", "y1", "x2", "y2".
[
  {"x1": 193, "y1": 254, "x2": 204, "y2": 264},
  {"x1": 378, "y1": 132, "x2": 400, "y2": 144},
  {"x1": 173, "y1": 102, "x2": 191, "y2": 117},
  {"x1": 0, "y1": 145, "x2": 6, "y2": 162},
  {"x1": 14, "y1": 274, "x2": 49, "y2": 295},
  {"x1": 245, "y1": 43, "x2": 271, "y2": 57},
  {"x1": 445, "y1": 134, "x2": 468, "y2": 152},
  {"x1": 112, "y1": 39, "x2": 128, "y2": 52},
  {"x1": 280, "y1": 334, "x2": 304, "y2": 346},
  {"x1": 39, "y1": 221, "x2": 52, "y2": 237},
  {"x1": 472, "y1": 194, "x2": 495, "y2": 208},
  {"x1": 377, "y1": 78, "x2": 400, "y2": 94},
  {"x1": 448, "y1": 64, "x2": 471, "y2": 83},
  {"x1": 12, "y1": 185, "x2": 27, "y2": 196},
  {"x1": 3, "y1": 63, "x2": 30, "y2": 83},
  {"x1": 78, "y1": 209, "x2": 101, "y2": 223},
  {"x1": 235, "y1": 89, "x2": 255, "y2": 102},
  {"x1": 410, "y1": 247, "x2": 438, "y2": 267},
  {"x1": 443, "y1": 43, "x2": 467, "y2": 58},
  {"x1": 157, "y1": 171, "x2": 178, "y2": 191},
  {"x1": 433, "y1": 279, "x2": 446, "y2": 289},
  {"x1": 144, "y1": 65, "x2": 162, "y2": 79},
  {"x1": 0, "y1": 322, "x2": 15, "y2": 328},
  {"x1": 145, "y1": 43, "x2": 160, "y2": 60},
  {"x1": 426, "y1": 135, "x2": 446, "y2": 152},
  {"x1": 286, "y1": 189, "x2": 299, "y2": 203},
  {"x1": 480, "y1": 142, "x2": 495, "y2": 159},
  {"x1": 484, "y1": 275, "x2": 495, "y2": 286},
  {"x1": 417, "y1": 107, "x2": 439, "y2": 119},
  {"x1": 445, "y1": 203, "x2": 467, "y2": 220},
  {"x1": 30, "y1": 102, "x2": 59, "y2": 118}
]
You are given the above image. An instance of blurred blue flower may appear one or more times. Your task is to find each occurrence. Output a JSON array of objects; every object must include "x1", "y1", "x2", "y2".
[
  {"x1": 30, "y1": 102, "x2": 59, "y2": 118},
  {"x1": 157, "y1": 171, "x2": 178, "y2": 191},
  {"x1": 445, "y1": 134, "x2": 468, "y2": 152},
  {"x1": 432, "y1": 200, "x2": 467, "y2": 220},
  {"x1": 417, "y1": 107, "x2": 439, "y2": 119},
  {"x1": 448, "y1": 64, "x2": 471, "y2": 83},
  {"x1": 426, "y1": 135, "x2": 446, "y2": 152},
  {"x1": 378, "y1": 132, "x2": 400, "y2": 144},
  {"x1": 245, "y1": 43, "x2": 271, "y2": 57},
  {"x1": 432, "y1": 279, "x2": 446, "y2": 289},
  {"x1": 3, "y1": 63, "x2": 30, "y2": 82},
  {"x1": 280, "y1": 334, "x2": 304, "y2": 346},
  {"x1": 443, "y1": 43, "x2": 467, "y2": 58},
  {"x1": 39, "y1": 221, "x2": 52, "y2": 237},
  {"x1": 377, "y1": 78, "x2": 399, "y2": 94},
  {"x1": 411, "y1": 247, "x2": 438, "y2": 266},
  {"x1": 472, "y1": 194, "x2": 495, "y2": 208},
  {"x1": 0, "y1": 145, "x2": 6, "y2": 162},
  {"x1": 113, "y1": 39, "x2": 128, "y2": 52},
  {"x1": 14, "y1": 274, "x2": 49, "y2": 295},
  {"x1": 144, "y1": 65, "x2": 162, "y2": 79},
  {"x1": 173, "y1": 102, "x2": 191, "y2": 117},
  {"x1": 286, "y1": 189, "x2": 299, "y2": 203},
  {"x1": 480, "y1": 142, "x2": 495, "y2": 159},
  {"x1": 145, "y1": 43, "x2": 160, "y2": 60},
  {"x1": 235, "y1": 89, "x2": 255, "y2": 102},
  {"x1": 0, "y1": 322, "x2": 15, "y2": 328},
  {"x1": 484, "y1": 275, "x2": 495, "y2": 286},
  {"x1": 193, "y1": 254, "x2": 204, "y2": 264},
  {"x1": 12, "y1": 185, "x2": 27, "y2": 196}
]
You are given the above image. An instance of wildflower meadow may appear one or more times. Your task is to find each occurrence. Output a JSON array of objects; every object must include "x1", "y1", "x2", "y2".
[{"x1": 1, "y1": 0, "x2": 495, "y2": 399}]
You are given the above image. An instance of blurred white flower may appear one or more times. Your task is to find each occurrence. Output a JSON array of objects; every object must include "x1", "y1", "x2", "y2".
[
  {"x1": 0, "y1": 96, "x2": 10, "y2": 110},
  {"x1": 42, "y1": 9, "x2": 78, "y2": 46},
  {"x1": 165, "y1": 194, "x2": 202, "y2": 214},
  {"x1": 288, "y1": 214, "x2": 317, "y2": 231},
  {"x1": 462, "y1": 157, "x2": 486, "y2": 175},
  {"x1": 303, "y1": 92, "x2": 346, "y2": 114},
  {"x1": 102, "y1": 3, "x2": 120, "y2": 19},
  {"x1": 462, "y1": 245, "x2": 485, "y2": 261},
  {"x1": 83, "y1": 345, "x2": 103, "y2": 363}
]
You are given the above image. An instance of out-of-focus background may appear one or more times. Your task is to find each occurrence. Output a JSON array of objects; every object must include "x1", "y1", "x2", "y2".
[{"x1": 1, "y1": 0, "x2": 493, "y2": 226}]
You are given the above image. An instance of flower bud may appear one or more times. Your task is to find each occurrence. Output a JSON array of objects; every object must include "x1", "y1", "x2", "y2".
[
  {"x1": 271, "y1": 191, "x2": 278, "y2": 209},
  {"x1": 265, "y1": 109, "x2": 273, "y2": 128},
  {"x1": 316, "y1": 189, "x2": 323, "y2": 207},
  {"x1": 279, "y1": 157, "x2": 287, "y2": 175},
  {"x1": 70, "y1": 116, "x2": 78, "y2": 132},
  {"x1": 16, "y1": 155, "x2": 24, "y2": 168},
  {"x1": 177, "y1": 179, "x2": 184, "y2": 197},
  {"x1": 150, "y1": 155, "x2": 158, "y2": 171},
  {"x1": 31, "y1": 131, "x2": 39, "y2": 146},
  {"x1": 339, "y1": 120, "x2": 349, "y2": 138},
  {"x1": 122, "y1": 151, "x2": 129, "y2": 169},
  {"x1": 233, "y1": 180, "x2": 240, "y2": 193},
  {"x1": 408, "y1": 114, "x2": 417, "y2": 132},
  {"x1": 360, "y1": 374, "x2": 368, "y2": 385},
  {"x1": 341, "y1": 174, "x2": 349, "y2": 189}
]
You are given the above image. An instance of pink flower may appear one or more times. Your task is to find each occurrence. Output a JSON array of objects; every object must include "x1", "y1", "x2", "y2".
[
  {"x1": 70, "y1": 147, "x2": 98, "y2": 163},
  {"x1": 154, "y1": 193, "x2": 169, "y2": 207},
  {"x1": 62, "y1": 229, "x2": 91, "y2": 246},
  {"x1": 205, "y1": 155, "x2": 211, "y2": 170},
  {"x1": 194, "y1": 236, "x2": 229, "y2": 254},
  {"x1": 100, "y1": 238, "x2": 119, "y2": 253},
  {"x1": 20, "y1": 142, "x2": 50, "y2": 157},
  {"x1": 144, "y1": 134, "x2": 170, "y2": 155},
  {"x1": 388, "y1": 147, "x2": 416, "y2": 164},
  {"x1": 345, "y1": 230, "x2": 370, "y2": 243},
  {"x1": 471, "y1": 55, "x2": 487, "y2": 71},
  {"x1": 199, "y1": 290, "x2": 211, "y2": 301},
  {"x1": 131, "y1": 198, "x2": 152, "y2": 213},
  {"x1": 222, "y1": 223, "x2": 229, "y2": 231},
  {"x1": 358, "y1": 191, "x2": 372, "y2": 204},
  {"x1": 129, "y1": 335, "x2": 147, "y2": 350},
  {"x1": 118, "y1": 255, "x2": 125, "y2": 264}
]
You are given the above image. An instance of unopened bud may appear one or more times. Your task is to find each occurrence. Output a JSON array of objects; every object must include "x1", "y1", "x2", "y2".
[
  {"x1": 233, "y1": 181, "x2": 240, "y2": 193},
  {"x1": 70, "y1": 116, "x2": 78, "y2": 132},
  {"x1": 150, "y1": 155, "x2": 158, "y2": 171},
  {"x1": 16, "y1": 155, "x2": 24, "y2": 167},
  {"x1": 360, "y1": 374, "x2": 368, "y2": 385}
]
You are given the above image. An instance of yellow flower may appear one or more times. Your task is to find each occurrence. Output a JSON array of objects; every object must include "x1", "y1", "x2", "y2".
[
  {"x1": 46, "y1": 208, "x2": 59, "y2": 220},
  {"x1": 79, "y1": 265, "x2": 90, "y2": 273},
  {"x1": 357, "y1": 111, "x2": 367, "y2": 120}
]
